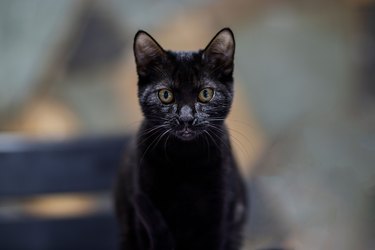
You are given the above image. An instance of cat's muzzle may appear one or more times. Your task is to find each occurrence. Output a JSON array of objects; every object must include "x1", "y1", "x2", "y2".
[{"x1": 175, "y1": 127, "x2": 196, "y2": 141}]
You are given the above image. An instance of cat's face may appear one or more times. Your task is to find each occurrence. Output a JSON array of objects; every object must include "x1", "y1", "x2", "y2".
[{"x1": 134, "y1": 28, "x2": 235, "y2": 141}]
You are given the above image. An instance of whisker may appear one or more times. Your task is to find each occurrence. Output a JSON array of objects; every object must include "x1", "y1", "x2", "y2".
[
  {"x1": 206, "y1": 117, "x2": 257, "y2": 153},
  {"x1": 139, "y1": 129, "x2": 170, "y2": 164},
  {"x1": 203, "y1": 131, "x2": 221, "y2": 151},
  {"x1": 163, "y1": 133, "x2": 172, "y2": 162},
  {"x1": 204, "y1": 125, "x2": 232, "y2": 152},
  {"x1": 207, "y1": 123, "x2": 250, "y2": 158},
  {"x1": 202, "y1": 132, "x2": 211, "y2": 161},
  {"x1": 225, "y1": 127, "x2": 256, "y2": 154},
  {"x1": 141, "y1": 124, "x2": 169, "y2": 136},
  {"x1": 137, "y1": 127, "x2": 166, "y2": 148},
  {"x1": 150, "y1": 129, "x2": 171, "y2": 156}
]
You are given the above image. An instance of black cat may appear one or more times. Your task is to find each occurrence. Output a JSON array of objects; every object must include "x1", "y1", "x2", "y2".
[{"x1": 115, "y1": 28, "x2": 247, "y2": 250}]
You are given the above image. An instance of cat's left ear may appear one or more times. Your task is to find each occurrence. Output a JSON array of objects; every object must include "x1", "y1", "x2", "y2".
[
  {"x1": 202, "y1": 28, "x2": 235, "y2": 75},
  {"x1": 134, "y1": 30, "x2": 166, "y2": 76}
]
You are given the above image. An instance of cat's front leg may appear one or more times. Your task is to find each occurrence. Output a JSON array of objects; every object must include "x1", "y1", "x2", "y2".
[{"x1": 133, "y1": 193, "x2": 174, "y2": 250}]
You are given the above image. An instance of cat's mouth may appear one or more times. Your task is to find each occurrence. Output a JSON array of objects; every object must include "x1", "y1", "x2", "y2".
[{"x1": 175, "y1": 127, "x2": 197, "y2": 141}]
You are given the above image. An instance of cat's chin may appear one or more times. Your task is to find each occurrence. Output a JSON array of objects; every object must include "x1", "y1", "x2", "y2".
[{"x1": 174, "y1": 129, "x2": 198, "y2": 141}]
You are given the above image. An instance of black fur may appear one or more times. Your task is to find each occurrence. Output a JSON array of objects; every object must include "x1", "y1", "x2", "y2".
[{"x1": 115, "y1": 28, "x2": 247, "y2": 250}]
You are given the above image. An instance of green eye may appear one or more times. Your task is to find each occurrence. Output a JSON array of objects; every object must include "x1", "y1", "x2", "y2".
[
  {"x1": 198, "y1": 88, "x2": 214, "y2": 103},
  {"x1": 158, "y1": 89, "x2": 174, "y2": 104}
]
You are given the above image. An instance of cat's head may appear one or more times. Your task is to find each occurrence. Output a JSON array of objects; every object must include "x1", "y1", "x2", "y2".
[{"x1": 134, "y1": 28, "x2": 235, "y2": 141}]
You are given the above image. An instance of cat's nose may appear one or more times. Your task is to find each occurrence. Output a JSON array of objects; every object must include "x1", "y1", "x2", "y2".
[{"x1": 179, "y1": 105, "x2": 194, "y2": 125}]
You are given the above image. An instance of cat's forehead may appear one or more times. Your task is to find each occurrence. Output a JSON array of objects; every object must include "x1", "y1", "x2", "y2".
[
  {"x1": 168, "y1": 50, "x2": 201, "y2": 63},
  {"x1": 161, "y1": 51, "x2": 204, "y2": 87}
]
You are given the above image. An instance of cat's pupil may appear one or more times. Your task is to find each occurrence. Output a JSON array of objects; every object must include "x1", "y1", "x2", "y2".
[
  {"x1": 163, "y1": 91, "x2": 169, "y2": 99},
  {"x1": 203, "y1": 90, "x2": 208, "y2": 98}
]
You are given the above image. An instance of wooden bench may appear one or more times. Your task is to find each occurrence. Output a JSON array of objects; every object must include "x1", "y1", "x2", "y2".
[{"x1": 0, "y1": 135, "x2": 129, "y2": 250}]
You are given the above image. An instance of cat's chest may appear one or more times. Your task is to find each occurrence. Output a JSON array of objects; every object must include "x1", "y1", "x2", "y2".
[
  {"x1": 150, "y1": 169, "x2": 225, "y2": 228},
  {"x1": 137, "y1": 157, "x2": 228, "y2": 244},
  {"x1": 140, "y1": 159, "x2": 225, "y2": 207}
]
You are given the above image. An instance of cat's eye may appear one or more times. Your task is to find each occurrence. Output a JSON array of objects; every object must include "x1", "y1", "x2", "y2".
[
  {"x1": 198, "y1": 88, "x2": 214, "y2": 103},
  {"x1": 158, "y1": 89, "x2": 174, "y2": 104}
]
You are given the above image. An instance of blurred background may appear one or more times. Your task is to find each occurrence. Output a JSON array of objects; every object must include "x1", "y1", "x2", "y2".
[{"x1": 0, "y1": 0, "x2": 374, "y2": 249}]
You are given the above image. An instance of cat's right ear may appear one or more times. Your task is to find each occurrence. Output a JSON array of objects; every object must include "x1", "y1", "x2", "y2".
[
  {"x1": 133, "y1": 31, "x2": 166, "y2": 76},
  {"x1": 202, "y1": 28, "x2": 235, "y2": 76}
]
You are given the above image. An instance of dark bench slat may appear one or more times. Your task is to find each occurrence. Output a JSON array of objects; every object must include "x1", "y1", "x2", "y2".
[
  {"x1": 0, "y1": 214, "x2": 119, "y2": 250},
  {"x1": 0, "y1": 135, "x2": 130, "y2": 197}
]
